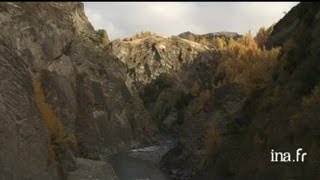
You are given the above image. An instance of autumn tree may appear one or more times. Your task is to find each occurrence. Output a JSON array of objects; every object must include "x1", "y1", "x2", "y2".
[
  {"x1": 186, "y1": 34, "x2": 196, "y2": 42},
  {"x1": 199, "y1": 37, "x2": 209, "y2": 46},
  {"x1": 32, "y1": 74, "x2": 78, "y2": 165},
  {"x1": 255, "y1": 24, "x2": 275, "y2": 48},
  {"x1": 214, "y1": 32, "x2": 281, "y2": 94},
  {"x1": 213, "y1": 37, "x2": 226, "y2": 49}
]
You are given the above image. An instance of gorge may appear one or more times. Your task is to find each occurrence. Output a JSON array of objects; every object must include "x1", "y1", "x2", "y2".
[{"x1": 0, "y1": 2, "x2": 320, "y2": 180}]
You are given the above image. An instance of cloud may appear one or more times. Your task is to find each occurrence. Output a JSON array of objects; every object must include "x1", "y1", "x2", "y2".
[{"x1": 84, "y1": 2, "x2": 299, "y2": 40}]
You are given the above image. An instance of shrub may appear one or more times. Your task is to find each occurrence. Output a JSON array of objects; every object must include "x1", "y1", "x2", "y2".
[
  {"x1": 191, "y1": 81, "x2": 201, "y2": 97},
  {"x1": 32, "y1": 76, "x2": 78, "y2": 164},
  {"x1": 213, "y1": 37, "x2": 226, "y2": 50},
  {"x1": 33, "y1": 79, "x2": 65, "y2": 140},
  {"x1": 130, "y1": 31, "x2": 156, "y2": 40},
  {"x1": 199, "y1": 37, "x2": 209, "y2": 46},
  {"x1": 97, "y1": 29, "x2": 110, "y2": 45},
  {"x1": 139, "y1": 73, "x2": 175, "y2": 106}
]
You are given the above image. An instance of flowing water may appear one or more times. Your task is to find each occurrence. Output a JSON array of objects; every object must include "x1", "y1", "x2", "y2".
[{"x1": 108, "y1": 139, "x2": 176, "y2": 180}]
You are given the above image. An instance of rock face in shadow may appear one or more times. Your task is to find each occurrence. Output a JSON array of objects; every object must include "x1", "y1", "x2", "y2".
[
  {"x1": 0, "y1": 39, "x2": 59, "y2": 180},
  {"x1": 160, "y1": 2, "x2": 320, "y2": 180},
  {"x1": 0, "y1": 2, "x2": 158, "y2": 179},
  {"x1": 159, "y1": 81, "x2": 248, "y2": 180}
]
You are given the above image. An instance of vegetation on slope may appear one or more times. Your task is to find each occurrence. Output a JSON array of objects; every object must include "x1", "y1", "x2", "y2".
[
  {"x1": 123, "y1": 31, "x2": 158, "y2": 41},
  {"x1": 201, "y1": 3, "x2": 320, "y2": 178},
  {"x1": 200, "y1": 27, "x2": 280, "y2": 160},
  {"x1": 178, "y1": 31, "x2": 241, "y2": 49},
  {"x1": 213, "y1": 31, "x2": 281, "y2": 95},
  {"x1": 32, "y1": 73, "x2": 78, "y2": 165},
  {"x1": 96, "y1": 29, "x2": 110, "y2": 46}
]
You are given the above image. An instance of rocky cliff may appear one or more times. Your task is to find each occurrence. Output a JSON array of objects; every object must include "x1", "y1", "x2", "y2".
[
  {"x1": 0, "y1": 35, "x2": 58, "y2": 180},
  {"x1": 108, "y1": 35, "x2": 212, "y2": 85},
  {"x1": 178, "y1": 31, "x2": 241, "y2": 41},
  {"x1": 108, "y1": 34, "x2": 223, "y2": 129},
  {"x1": 0, "y1": 2, "x2": 157, "y2": 179},
  {"x1": 178, "y1": 31, "x2": 242, "y2": 48}
]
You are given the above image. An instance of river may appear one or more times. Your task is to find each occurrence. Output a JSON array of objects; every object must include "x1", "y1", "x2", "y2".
[{"x1": 108, "y1": 138, "x2": 177, "y2": 180}]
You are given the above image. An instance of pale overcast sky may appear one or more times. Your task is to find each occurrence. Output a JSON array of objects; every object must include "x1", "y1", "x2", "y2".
[{"x1": 83, "y1": 2, "x2": 299, "y2": 40}]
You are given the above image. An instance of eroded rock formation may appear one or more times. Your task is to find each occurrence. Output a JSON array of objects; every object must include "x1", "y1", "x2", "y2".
[{"x1": 0, "y1": 2, "x2": 157, "y2": 179}]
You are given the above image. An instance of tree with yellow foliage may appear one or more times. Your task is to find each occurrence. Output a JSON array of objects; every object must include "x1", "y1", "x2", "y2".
[
  {"x1": 213, "y1": 37, "x2": 226, "y2": 50},
  {"x1": 215, "y1": 31, "x2": 281, "y2": 94},
  {"x1": 255, "y1": 24, "x2": 275, "y2": 48},
  {"x1": 32, "y1": 75, "x2": 78, "y2": 165},
  {"x1": 186, "y1": 34, "x2": 196, "y2": 42},
  {"x1": 199, "y1": 37, "x2": 209, "y2": 46}
]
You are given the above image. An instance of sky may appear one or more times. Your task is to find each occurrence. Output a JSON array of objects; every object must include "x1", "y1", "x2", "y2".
[{"x1": 84, "y1": 2, "x2": 299, "y2": 40}]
